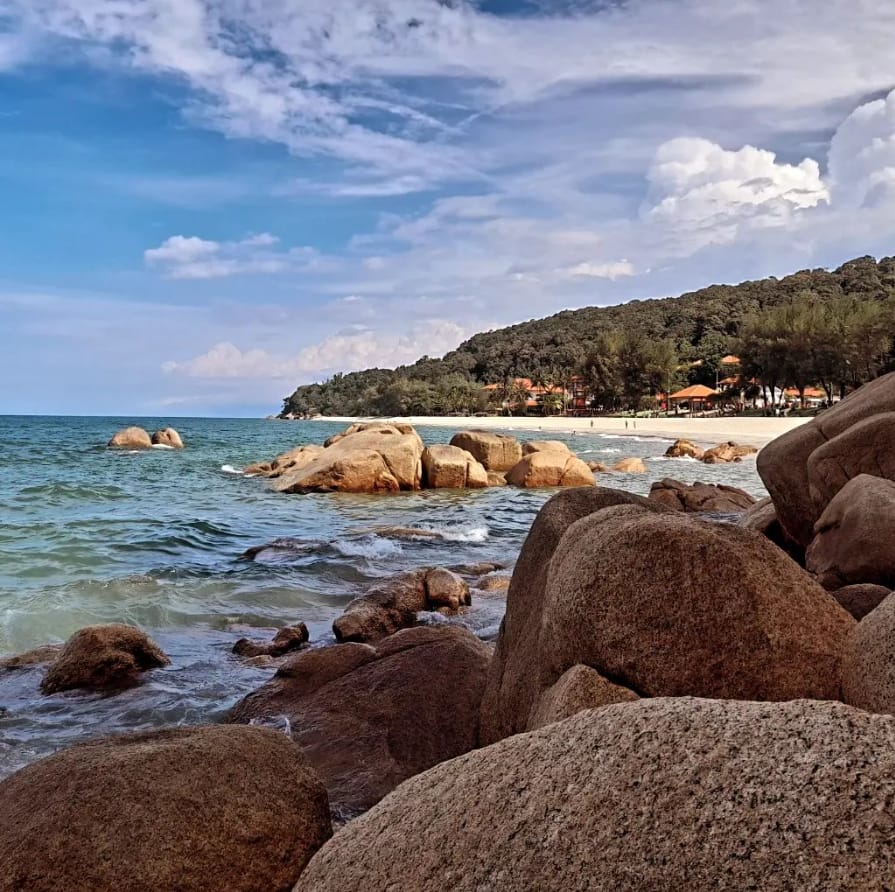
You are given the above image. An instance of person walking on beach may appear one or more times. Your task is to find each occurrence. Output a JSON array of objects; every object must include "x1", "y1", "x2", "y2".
[{"x1": 625, "y1": 420, "x2": 628, "y2": 430}]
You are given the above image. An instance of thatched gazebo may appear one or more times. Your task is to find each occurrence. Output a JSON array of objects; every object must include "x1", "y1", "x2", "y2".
[{"x1": 669, "y1": 384, "x2": 719, "y2": 414}]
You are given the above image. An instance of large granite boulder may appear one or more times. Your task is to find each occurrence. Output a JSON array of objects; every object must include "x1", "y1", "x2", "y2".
[
  {"x1": 806, "y1": 475, "x2": 895, "y2": 590},
  {"x1": 107, "y1": 426, "x2": 151, "y2": 449},
  {"x1": 0, "y1": 725, "x2": 331, "y2": 892},
  {"x1": 482, "y1": 497, "x2": 853, "y2": 745},
  {"x1": 40, "y1": 624, "x2": 169, "y2": 695},
  {"x1": 505, "y1": 452, "x2": 595, "y2": 488},
  {"x1": 522, "y1": 440, "x2": 570, "y2": 456},
  {"x1": 758, "y1": 372, "x2": 895, "y2": 545},
  {"x1": 702, "y1": 441, "x2": 757, "y2": 463},
  {"x1": 333, "y1": 568, "x2": 470, "y2": 643},
  {"x1": 449, "y1": 431, "x2": 522, "y2": 472},
  {"x1": 833, "y1": 584, "x2": 891, "y2": 620},
  {"x1": 612, "y1": 457, "x2": 646, "y2": 473},
  {"x1": 479, "y1": 487, "x2": 666, "y2": 745},
  {"x1": 842, "y1": 591, "x2": 895, "y2": 714},
  {"x1": 274, "y1": 424, "x2": 423, "y2": 493},
  {"x1": 151, "y1": 427, "x2": 184, "y2": 448},
  {"x1": 296, "y1": 698, "x2": 895, "y2": 892},
  {"x1": 648, "y1": 478, "x2": 756, "y2": 513},
  {"x1": 422, "y1": 444, "x2": 488, "y2": 489},
  {"x1": 228, "y1": 626, "x2": 490, "y2": 820},
  {"x1": 527, "y1": 663, "x2": 637, "y2": 730},
  {"x1": 738, "y1": 496, "x2": 804, "y2": 561}
]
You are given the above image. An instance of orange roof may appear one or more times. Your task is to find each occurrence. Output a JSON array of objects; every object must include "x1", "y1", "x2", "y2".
[
  {"x1": 720, "y1": 355, "x2": 741, "y2": 365},
  {"x1": 670, "y1": 384, "x2": 719, "y2": 400},
  {"x1": 784, "y1": 387, "x2": 826, "y2": 398},
  {"x1": 718, "y1": 375, "x2": 741, "y2": 386}
]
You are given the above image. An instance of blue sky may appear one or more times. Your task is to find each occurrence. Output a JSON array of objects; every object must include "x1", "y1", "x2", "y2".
[{"x1": 2, "y1": 0, "x2": 895, "y2": 416}]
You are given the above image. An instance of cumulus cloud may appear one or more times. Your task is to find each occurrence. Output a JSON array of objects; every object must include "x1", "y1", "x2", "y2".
[
  {"x1": 145, "y1": 233, "x2": 310, "y2": 279},
  {"x1": 163, "y1": 321, "x2": 469, "y2": 380},
  {"x1": 566, "y1": 261, "x2": 635, "y2": 280}
]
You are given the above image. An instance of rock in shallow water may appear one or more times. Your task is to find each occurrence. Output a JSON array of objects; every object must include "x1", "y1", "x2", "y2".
[
  {"x1": 649, "y1": 478, "x2": 756, "y2": 514},
  {"x1": 40, "y1": 623, "x2": 169, "y2": 695},
  {"x1": 233, "y1": 623, "x2": 310, "y2": 659},
  {"x1": 228, "y1": 626, "x2": 490, "y2": 821},
  {"x1": 0, "y1": 725, "x2": 331, "y2": 892},
  {"x1": 295, "y1": 698, "x2": 895, "y2": 892},
  {"x1": 107, "y1": 426, "x2": 152, "y2": 449}
]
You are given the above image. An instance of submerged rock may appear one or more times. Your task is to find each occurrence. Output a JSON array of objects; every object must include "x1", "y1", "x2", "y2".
[
  {"x1": 664, "y1": 438, "x2": 704, "y2": 460},
  {"x1": 333, "y1": 568, "x2": 470, "y2": 643},
  {"x1": 648, "y1": 478, "x2": 756, "y2": 514},
  {"x1": 612, "y1": 457, "x2": 646, "y2": 473},
  {"x1": 107, "y1": 426, "x2": 151, "y2": 449},
  {"x1": 0, "y1": 725, "x2": 331, "y2": 892},
  {"x1": 40, "y1": 624, "x2": 169, "y2": 695},
  {"x1": 449, "y1": 431, "x2": 522, "y2": 472},
  {"x1": 1, "y1": 644, "x2": 62, "y2": 670},
  {"x1": 233, "y1": 623, "x2": 310, "y2": 659},
  {"x1": 151, "y1": 427, "x2": 184, "y2": 448},
  {"x1": 244, "y1": 444, "x2": 325, "y2": 478},
  {"x1": 702, "y1": 441, "x2": 757, "y2": 463},
  {"x1": 296, "y1": 699, "x2": 895, "y2": 892},
  {"x1": 228, "y1": 626, "x2": 490, "y2": 820}
]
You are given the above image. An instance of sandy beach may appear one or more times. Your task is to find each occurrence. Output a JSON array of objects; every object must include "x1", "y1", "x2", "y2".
[{"x1": 311, "y1": 414, "x2": 809, "y2": 448}]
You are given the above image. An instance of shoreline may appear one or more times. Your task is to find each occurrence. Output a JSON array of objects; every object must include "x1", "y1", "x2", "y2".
[{"x1": 308, "y1": 414, "x2": 809, "y2": 448}]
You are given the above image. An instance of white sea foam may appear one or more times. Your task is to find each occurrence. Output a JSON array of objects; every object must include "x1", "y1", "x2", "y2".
[
  {"x1": 420, "y1": 524, "x2": 490, "y2": 543},
  {"x1": 333, "y1": 537, "x2": 403, "y2": 559},
  {"x1": 151, "y1": 443, "x2": 175, "y2": 450},
  {"x1": 220, "y1": 464, "x2": 244, "y2": 476}
]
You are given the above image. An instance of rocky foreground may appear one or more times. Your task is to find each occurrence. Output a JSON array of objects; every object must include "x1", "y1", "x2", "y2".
[{"x1": 5, "y1": 378, "x2": 895, "y2": 889}]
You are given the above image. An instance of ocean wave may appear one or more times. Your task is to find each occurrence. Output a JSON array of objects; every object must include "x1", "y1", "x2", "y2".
[
  {"x1": 14, "y1": 482, "x2": 128, "y2": 503},
  {"x1": 220, "y1": 464, "x2": 247, "y2": 476},
  {"x1": 151, "y1": 443, "x2": 175, "y2": 451},
  {"x1": 421, "y1": 524, "x2": 490, "y2": 544},
  {"x1": 332, "y1": 537, "x2": 404, "y2": 559}
]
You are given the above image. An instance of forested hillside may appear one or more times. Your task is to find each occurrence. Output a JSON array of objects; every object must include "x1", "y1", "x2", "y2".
[{"x1": 281, "y1": 255, "x2": 895, "y2": 417}]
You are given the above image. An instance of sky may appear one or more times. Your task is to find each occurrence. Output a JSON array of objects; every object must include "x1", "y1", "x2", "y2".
[{"x1": 2, "y1": 1, "x2": 895, "y2": 416}]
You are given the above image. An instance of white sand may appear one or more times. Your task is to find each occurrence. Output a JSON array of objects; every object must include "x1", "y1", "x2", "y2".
[{"x1": 312, "y1": 414, "x2": 809, "y2": 448}]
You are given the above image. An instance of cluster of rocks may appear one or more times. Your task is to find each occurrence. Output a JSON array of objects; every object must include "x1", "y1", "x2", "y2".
[
  {"x1": 9, "y1": 380, "x2": 895, "y2": 889},
  {"x1": 245, "y1": 424, "x2": 655, "y2": 493},
  {"x1": 108, "y1": 425, "x2": 185, "y2": 449},
  {"x1": 665, "y1": 437, "x2": 758, "y2": 463}
]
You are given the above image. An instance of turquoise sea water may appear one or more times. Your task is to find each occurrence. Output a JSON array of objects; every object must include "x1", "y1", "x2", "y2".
[{"x1": 0, "y1": 415, "x2": 765, "y2": 777}]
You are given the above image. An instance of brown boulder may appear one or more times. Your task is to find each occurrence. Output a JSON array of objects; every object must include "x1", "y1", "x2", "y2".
[
  {"x1": 107, "y1": 426, "x2": 151, "y2": 449},
  {"x1": 229, "y1": 626, "x2": 490, "y2": 820},
  {"x1": 587, "y1": 461, "x2": 608, "y2": 472},
  {"x1": 702, "y1": 441, "x2": 757, "y2": 463},
  {"x1": 333, "y1": 568, "x2": 470, "y2": 643},
  {"x1": 40, "y1": 624, "x2": 169, "y2": 695},
  {"x1": 296, "y1": 698, "x2": 895, "y2": 892},
  {"x1": 325, "y1": 422, "x2": 421, "y2": 449},
  {"x1": 275, "y1": 424, "x2": 423, "y2": 494},
  {"x1": 528, "y1": 664, "x2": 637, "y2": 729},
  {"x1": 506, "y1": 451, "x2": 595, "y2": 488},
  {"x1": 233, "y1": 623, "x2": 310, "y2": 659},
  {"x1": 612, "y1": 456, "x2": 646, "y2": 473},
  {"x1": 738, "y1": 496, "x2": 804, "y2": 561},
  {"x1": 521, "y1": 440, "x2": 570, "y2": 456},
  {"x1": 486, "y1": 470, "x2": 507, "y2": 486},
  {"x1": 806, "y1": 412, "x2": 895, "y2": 513},
  {"x1": 649, "y1": 478, "x2": 756, "y2": 513},
  {"x1": 422, "y1": 444, "x2": 488, "y2": 489},
  {"x1": 664, "y1": 438, "x2": 704, "y2": 459},
  {"x1": 538, "y1": 509, "x2": 852, "y2": 706},
  {"x1": 479, "y1": 487, "x2": 666, "y2": 745},
  {"x1": 806, "y1": 475, "x2": 895, "y2": 590},
  {"x1": 449, "y1": 430, "x2": 522, "y2": 472},
  {"x1": 842, "y1": 591, "x2": 895, "y2": 714},
  {"x1": 246, "y1": 445, "x2": 325, "y2": 478},
  {"x1": 758, "y1": 372, "x2": 895, "y2": 546},
  {"x1": 833, "y1": 584, "x2": 891, "y2": 620},
  {"x1": 0, "y1": 725, "x2": 331, "y2": 892},
  {"x1": 151, "y1": 427, "x2": 184, "y2": 448}
]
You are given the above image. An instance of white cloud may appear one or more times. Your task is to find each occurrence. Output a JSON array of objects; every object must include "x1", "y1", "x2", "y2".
[
  {"x1": 145, "y1": 232, "x2": 306, "y2": 279},
  {"x1": 566, "y1": 261, "x2": 635, "y2": 280},
  {"x1": 163, "y1": 320, "x2": 470, "y2": 381}
]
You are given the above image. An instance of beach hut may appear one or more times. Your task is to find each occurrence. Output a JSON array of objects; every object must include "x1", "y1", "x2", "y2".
[{"x1": 669, "y1": 384, "x2": 719, "y2": 415}]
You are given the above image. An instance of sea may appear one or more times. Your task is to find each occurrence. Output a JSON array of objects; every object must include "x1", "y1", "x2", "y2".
[{"x1": 0, "y1": 415, "x2": 766, "y2": 778}]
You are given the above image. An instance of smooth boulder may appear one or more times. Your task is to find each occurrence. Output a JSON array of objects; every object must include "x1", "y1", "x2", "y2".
[
  {"x1": 151, "y1": 427, "x2": 184, "y2": 448},
  {"x1": 522, "y1": 440, "x2": 570, "y2": 456},
  {"x1": 297, "y1": 698, "x2": 895, "y2": 892},
  {"x1": 612, "y1": 457, "x2": 646, "y2": 473},
  {"x1": 40, "y1": 624, "x2": 169, "y2": 695},
  {"x1": 506, "y1": 452, "x2": 595, "y2": 488},
  {"x1": 702, "y1": 441, "x2": 757, "y2": 463},
  {"x1": 107, "y1": 426, "x2": 151, "y2": 449},
  {"x1": 449, "y1": 431, "x2": 522, "y2": 472},
  {"x1": 480, "y1": 487, "x2": 665, "y2": 744},
  {"x1": 422, "y1": 444, "x2": 488, "y2": 489},
  {"x1": 664, "y1": 438, "x2": 704, "y2": 459},
  {"x1": 233, "y1": 623, "x2": 310, "y2": 659},
  {"x1": 333, "y1": 568, "x2": 470, "y2": 643},
  {"x1": 245, "y1": 445, "x2": 325, "y2": 478},
  {"x1": 806, "y1": 474, "x2": 895, "y2": 590},
  {"x1": 275, "y1": 423, "x2": 423, "y2": 494},
  {"x1": 833, "y1": 584, "x2": 891, "y2": 620},
  {"x1": 0, "y1": 725, "x2": 331, "y2": 892},
  {"x1": 648, "y1": 478, "x2": 756, "y2": 514},
  {"x1": 229, "y1": 626, "x2": 490, "y2": 820},
  {"x1": 528, "y1": 663, "x2": 637, "y2": 729}
]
